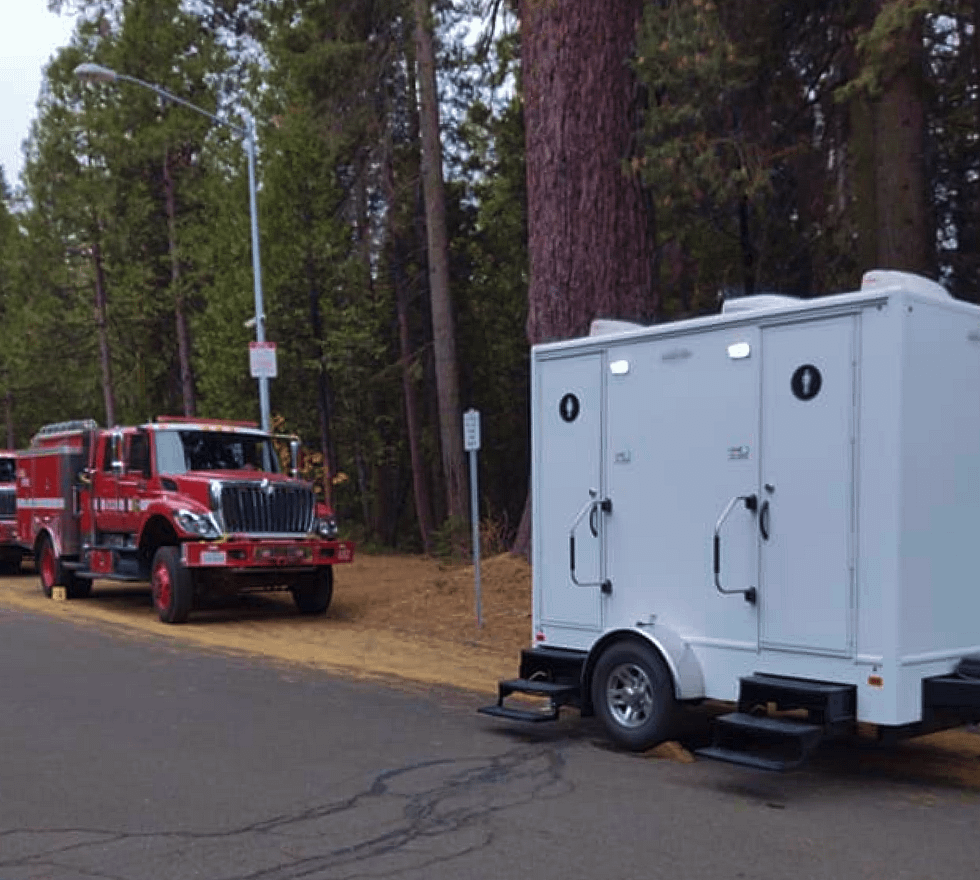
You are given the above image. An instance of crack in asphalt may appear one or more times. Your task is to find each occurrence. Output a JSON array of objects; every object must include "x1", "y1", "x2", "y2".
[{"x1": 0, "y1": 745, "x2": 572, "y2": 879}]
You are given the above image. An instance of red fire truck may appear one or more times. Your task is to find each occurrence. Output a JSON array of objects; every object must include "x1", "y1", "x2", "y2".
[
  {"x1": 0, "y1": 451, "x2": 25, "y2": 573},
  {"x1": 16, "y1": 417, "x2": 354, "y2": 623}
]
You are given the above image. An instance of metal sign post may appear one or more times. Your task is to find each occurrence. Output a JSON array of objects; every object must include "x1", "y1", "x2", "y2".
[{"x1": 463, "y1": 408, "x2": 482, "y2": 627}]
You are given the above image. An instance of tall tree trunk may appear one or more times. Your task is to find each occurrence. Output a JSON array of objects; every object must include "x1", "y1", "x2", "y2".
[
  {"x1": 848, "y1": 1, "x2": 931, "y2": 275},
  {"x1": 522, "y1": 0, "x2": 657, "y2": 344},
  {"x1": 412, "y1": 0, "x2": 467, "y2": 524},
  {"x1": 91, "y1": 237, "x2": 116, "y2": 427},
  {"x1": 304, "y1": 247, "x2": 335, "y2": 508},
  {"x1": 395, "y1": 247, "x2": 436, "y2": 553},
  {"x1": 513, "y1": 0, "x2": 657, "y2": 557},
  {"x1": 4, "y1": 390, "x2": 13, "y2": 450},
  {"x1": 163, "y1": 147, "x2": 195, "y2": 417},
  {"x1": 873, "y1": 33, "x2": 930, "y2": 272}
]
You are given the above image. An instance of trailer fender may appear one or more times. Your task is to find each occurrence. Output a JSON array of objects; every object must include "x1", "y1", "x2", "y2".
[{"x1": 584, "y1": 625, "x2": 705, "y2": 711}]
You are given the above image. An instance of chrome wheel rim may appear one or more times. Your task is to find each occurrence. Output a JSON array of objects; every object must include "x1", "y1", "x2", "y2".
[{"x1": 604, "y1": 662, "x2": 655, "y2": 729}]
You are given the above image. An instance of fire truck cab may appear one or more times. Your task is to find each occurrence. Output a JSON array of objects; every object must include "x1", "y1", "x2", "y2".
[{"x1": 17, "y1": 418, "x2": 354, "y2": 623}]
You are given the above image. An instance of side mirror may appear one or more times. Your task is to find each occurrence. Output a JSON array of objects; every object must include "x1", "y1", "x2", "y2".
[{"x1": 289, "y1": 439, "x2": 301, "y2": 479}]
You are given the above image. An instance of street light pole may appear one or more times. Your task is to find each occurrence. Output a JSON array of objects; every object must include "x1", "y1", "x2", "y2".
[{"x1": 74, "y1": 62, "x2": 272, "y2": 433}]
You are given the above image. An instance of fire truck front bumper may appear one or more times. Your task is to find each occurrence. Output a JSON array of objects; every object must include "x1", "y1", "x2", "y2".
[{"x1": 182, "y1": 538, "x2": 355, "y2": 570}]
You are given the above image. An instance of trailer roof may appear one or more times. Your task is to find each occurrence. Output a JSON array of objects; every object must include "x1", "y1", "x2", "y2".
[{"x1": 547, "y1": 270, "x2": 969, "y2": 354}]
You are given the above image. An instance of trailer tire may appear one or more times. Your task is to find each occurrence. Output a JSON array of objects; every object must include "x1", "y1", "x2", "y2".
[
  {"x1": 151, "y1": 546, "x2": 193, "y2": 624},
  {"x1": 291, "y1": 567, "x2": 333, "y2": 615},
  {"x1": 37, "y1": 535, "x2": 78, "y2": 598},
  {"x1": 591, "y1": 640, "x2": 676, "y2": 751}
]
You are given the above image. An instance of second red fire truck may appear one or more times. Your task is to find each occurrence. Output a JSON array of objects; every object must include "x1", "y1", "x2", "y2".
[
  {"x1": 0, "y1": 451, "x2": 24, "y2": 573},
  {"x1": 16, "y1": 417, "x2": 354, "y2": 623}
]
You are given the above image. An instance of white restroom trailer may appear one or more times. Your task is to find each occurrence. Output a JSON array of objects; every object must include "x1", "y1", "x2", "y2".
[{"x1": 480, "y1": 270, "x2": 980, "y2": 769}]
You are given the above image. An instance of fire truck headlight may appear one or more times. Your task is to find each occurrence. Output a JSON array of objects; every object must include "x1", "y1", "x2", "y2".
[
  {"x1": 176, "y1": 510, "x2": 221, "y2": 539},
  {"x1": 315, "y1": 516, "x2": 338, "y2": 540}
]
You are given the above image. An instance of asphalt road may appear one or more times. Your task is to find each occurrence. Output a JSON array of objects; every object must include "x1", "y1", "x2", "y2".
[{"x1": 1, "y1": 605, "x2": 979, "y2": 880}]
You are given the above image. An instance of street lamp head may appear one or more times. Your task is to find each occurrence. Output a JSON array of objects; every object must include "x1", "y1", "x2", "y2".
[{"x1": 74, "y1": 63, "x2": 119, "y2": 84}]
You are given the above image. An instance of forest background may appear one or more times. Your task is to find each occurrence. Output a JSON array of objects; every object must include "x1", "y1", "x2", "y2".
[{"x1": 0, "y1": 0, "x2": 970, "y2": 556}]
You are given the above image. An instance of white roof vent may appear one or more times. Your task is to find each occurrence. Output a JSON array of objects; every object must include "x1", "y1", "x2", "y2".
[
  {"x1": 721, "y1": 294, "x2": 800, "y2": 315},
  {"x1": 589, "y1": 318, "x2": 645, "y2": 337},
  {"x1": 861, "y1": 269, "x2": 950, "y2": 299}
]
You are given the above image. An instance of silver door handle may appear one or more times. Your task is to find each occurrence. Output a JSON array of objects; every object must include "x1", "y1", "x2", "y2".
[{"x1": 712, "y1": 493, "x2": 757, "y2": 604}]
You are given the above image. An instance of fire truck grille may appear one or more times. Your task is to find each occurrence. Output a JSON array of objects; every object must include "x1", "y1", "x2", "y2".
[
  {"x1": 0, "y1": 490, "x2": 15, "y2": 518},
  {"x1": 218, "y1": 484, "x2": 316, "y2": 535}
]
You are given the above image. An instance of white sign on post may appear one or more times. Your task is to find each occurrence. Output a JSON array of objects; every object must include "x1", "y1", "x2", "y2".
[
  {"x1": 464, "y1": 408, "x2": 482, "y2": 626},
  {"x1": 463, "y1": 408, "x2": 481, "y2": 451},
  {"x1": 249, "y1": 341, "x2": 278, "y2": 378}
]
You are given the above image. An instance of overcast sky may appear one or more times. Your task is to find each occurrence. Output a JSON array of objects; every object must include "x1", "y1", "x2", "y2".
[{"x1": 1, "y1": 4, "x2": 77, "y2": 189}]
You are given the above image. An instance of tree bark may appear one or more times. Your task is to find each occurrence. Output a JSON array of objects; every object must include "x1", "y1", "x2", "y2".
[
  {"x1": 304, "y1": 246, "x2": 335, "y2": 508},
  {"x1": 395, "y1": 247, "x2": 436, "y2": 553},
  {"x1": 513, "y1": 0, "x2": 657, "y2": 558},
  {"x1": 413, "y1": 0, "x2": 468, "y2": 524},
  {"x1": 163, "y1": 147, "x2": 196, "y2": 417},
  {"x1": 521, "y1": 0, "x2": 657, "y2": 345},
  {"x1": 91, "y1": 236, "x2": 116, "y2": 427},
  {"x1": 848, "y1": 1, "x2": 931, "y2": 275}
]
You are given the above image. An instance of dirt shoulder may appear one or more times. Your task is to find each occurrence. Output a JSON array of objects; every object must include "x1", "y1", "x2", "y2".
[{"x1": 0, "y1": 552, "x2": 530, "y2": 696}]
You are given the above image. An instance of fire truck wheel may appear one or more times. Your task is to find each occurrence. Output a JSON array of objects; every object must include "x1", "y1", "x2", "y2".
[
  {"x1": 67, "y1": 578, "x2": 92, "y2": 599},
  {"x1": 590, "y1": 640, "x2": 677, "y2": 752},
  {"x1": 36, "y1": 535, "x2": 73, "y2": 598},
  {"x1": 291, "y1": 567, "x2": 334, "y2": 615},
  {"x1": 151, "y1": 546, "x2": 194, "y2": 624}
]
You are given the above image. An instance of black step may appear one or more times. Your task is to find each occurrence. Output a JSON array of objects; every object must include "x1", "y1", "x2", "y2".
[
  {"x1": 695, "y1": 745, "x2": 805, "y2": 773},
  {"x1": 924, "y1": 666, "x2": 980, "y2": 720},
  {"x1": 478, "y1": 703, "x2": 561, "y2": 723},
  {"x1": 478, "y1": 678, "x2": 580, "y2": 724},
  {"x1": 738, "y1": 673, "x2": 856, "y2": 725},
  {"x1": 499, "y1": 679, "x2": 578, "y2": 700},
  {"x1": 697, "y1": 711, "x2": 825, "y2": 771}
]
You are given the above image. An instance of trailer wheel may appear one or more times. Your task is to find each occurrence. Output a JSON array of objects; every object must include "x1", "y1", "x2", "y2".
[
  {"x1": 591, "y1": 641, "x2": 676, "y2": 751},
  {"x1": 291, "y1": 567, "x2": 333, "y2": 615},
  {"x1": 151, "y1": 546, "x2": 193, "y2": 624},
  {"x1": 37, "y1": 535, "x2": 74, "y2": 598}
]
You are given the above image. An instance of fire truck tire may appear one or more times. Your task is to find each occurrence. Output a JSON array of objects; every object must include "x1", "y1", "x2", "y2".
[
  {"x1": 590, "y1": 640, "x2": 677, "y2": 752},
  {"x1": 36, "y1": 535, "x2": 78, "y2": 598},
  {"x1": 67, "y1": 578, "x2": 92, "y2": 599},
  {"x1": 291, "y1": 567, "x2": 334, "y2": 615},
  {"x1": 0, "y1": 552, "x2": 22, "y2": 575},
  {"x1": 151, "y1": 546, "x2": 194, "y2": 624}
]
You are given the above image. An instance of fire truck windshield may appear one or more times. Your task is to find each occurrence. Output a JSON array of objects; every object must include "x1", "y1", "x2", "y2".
[
  {"x1": 0, "y1": 458, "x2": 14, "y2": 483},
  {"x1": 154, "y1": 430, "x2": 280, "y2": 475}
]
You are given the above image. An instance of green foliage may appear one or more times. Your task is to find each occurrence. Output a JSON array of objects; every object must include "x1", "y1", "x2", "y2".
[
  {"x1": 4, "y1": 0, "x2": 978, "y2": 553},
  {"x1": 843, "y1": 0, "x2": 938, "y2": 98},
  {"x1": 634, "y1": 0, "x2": 769, "y2": 308}
]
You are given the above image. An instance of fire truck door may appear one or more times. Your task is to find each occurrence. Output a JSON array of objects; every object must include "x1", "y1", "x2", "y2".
[
  {"x1": 91, "y1": 431, "x2": 126, "y2": 535},
  {"x1": 116, "y1": 431, "x2": 150, "y2": 528}
]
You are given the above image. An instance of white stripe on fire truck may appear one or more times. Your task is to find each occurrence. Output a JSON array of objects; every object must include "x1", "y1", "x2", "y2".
[{"x1": 17, "y1": 498, "x2": 66, "y2": 509}]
